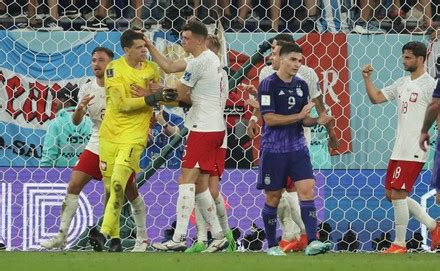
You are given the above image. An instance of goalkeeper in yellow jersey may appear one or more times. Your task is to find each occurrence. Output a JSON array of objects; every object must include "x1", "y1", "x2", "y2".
[{"x1": 88, "y1": 29, "x2": 177, "y2": 252}]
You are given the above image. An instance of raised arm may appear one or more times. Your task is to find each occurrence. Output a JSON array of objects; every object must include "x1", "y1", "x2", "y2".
[
  {"x1": 361, "y1": 64, "x2": 387, "y2": 104},
  {"x1": 144, "y1": 36, "x2": 187, "y2": 73}
]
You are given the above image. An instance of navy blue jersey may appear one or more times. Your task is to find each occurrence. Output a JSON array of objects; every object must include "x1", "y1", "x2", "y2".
[
  {"x1": 434, "y1": 79, "x2": 440, "y2": 98},
  {"x1": 258, "y1": 73, "x2": 310, "y2": 153}
]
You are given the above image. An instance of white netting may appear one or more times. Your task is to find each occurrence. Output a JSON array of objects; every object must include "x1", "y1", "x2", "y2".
[{"x1": 0, "y1": 0, "x2": 440, "y2": 252}]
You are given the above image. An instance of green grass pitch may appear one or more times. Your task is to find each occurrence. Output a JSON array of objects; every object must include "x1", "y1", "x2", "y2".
[{"x1": 1, "y1": 252, "x2": 439, "y2": 271}]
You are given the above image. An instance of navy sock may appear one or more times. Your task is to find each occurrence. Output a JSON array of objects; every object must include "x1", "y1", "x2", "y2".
[
  {"x1": 300, "y1": 200, "x2": 317, "y2": 243},
  {"x1": 262, "y1": 203, "x2": 278, "y2": 248}
]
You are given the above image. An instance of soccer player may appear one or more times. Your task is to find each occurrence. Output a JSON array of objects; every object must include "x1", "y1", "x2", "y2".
[
  {"x1": 151, "y1": 21, "x2": 229, "y2": 252},
  {"x1": 420, "y1": 79, "x2": 440, "y2": 209},
  {"x1": 258, "y1": 42, "x2": 332, "y2": 256},
  {"x1": 143, "y1": 32, "x2": 235, "y2": 252},
  {"x1": 362, "y1": 41, "x2": 440, "y2": 253},
  {"x1": 87, "y1": 30, "x2": 177, "y2": 252},
  {"x1": 185, "y1": 34, "x2": 236, "y2": 253},
  {"x1": 246, "y1": 34, "x2": 337, "y2": 252},
  {"x1": 40, "y1": 47, "x2": 150, "y2": 252}
]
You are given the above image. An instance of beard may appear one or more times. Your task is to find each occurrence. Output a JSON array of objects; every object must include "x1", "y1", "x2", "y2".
[{"x1": 404, "y1": 65, "x2": 417, "y2": 72}]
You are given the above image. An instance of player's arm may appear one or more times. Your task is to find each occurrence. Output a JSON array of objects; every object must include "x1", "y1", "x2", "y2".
[
  {"x1": 262, "y1": 102, "x2": 315, "y2": 127},
  {"x1": 72, "y1": 94, "x2": 94, "y2": 125},
  {"x1": 311, "y1": 94, "x2": 339, "y2": 150},
  {"x1": 144, "y1": 36, "x2": 187, "y2": 73},
  {"x1": 419, "y1": 97, "x2": 440, "y2": 151},
  {"x1": 40, "y1": 123, "x2": 60, "y2": 166},
  {"x1": 361, "y1": 64, "x2": 387, "y2": 104}
]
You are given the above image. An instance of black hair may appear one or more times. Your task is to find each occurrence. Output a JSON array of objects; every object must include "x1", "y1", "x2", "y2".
[
  {"x1": 120, "y1": 29, "x2": 145, "y2": 49},
  {"x1": 181, "y1": 20, "x2": 208, "y2": 38},
  {"x1": 92, "y1": 46, "x2": 114, "y2": 59},
  {"x1": 402, "y1": 41, "x2": 427, "y2": 62}
]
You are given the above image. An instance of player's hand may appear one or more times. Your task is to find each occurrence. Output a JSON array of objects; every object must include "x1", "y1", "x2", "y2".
[
  {"x1": 149, "y1": 82, "x2": 164, "y2": 92},
  {"x1": 361, "y1": 64, "x2": 374, "y2": 79},
  {"x1": 328, "y1": 128, "x2": 340, "y2": 152},
  {"x1": 244, "y1": 98, "x2": 260, "y2": 109},
  {"x1": 77, "y1": 94, "x2": 95, "y2": 112},
  {"x1": 131, "y1": 84, "x2": 151, "y2": 97},
  {"x1": 242, "y1": 84, "x2": 258, "y2": 96},
  {"x1": 419, "y1": 132, "x2": 430, "y2": 152},
  {"x1": 247, "y1": 119, "x2": 260, "y2": 139},
  {"x1": 300, "y1": 102, "x2": 315, "y2": 119},
  {"x1": 143, "y1": 35, "x2": 154, "y2": 48}
]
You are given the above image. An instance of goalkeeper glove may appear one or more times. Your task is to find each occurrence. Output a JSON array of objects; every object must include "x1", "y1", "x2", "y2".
[{"x1": 144, "y1": 88, "x2": 178, "y2": 106}]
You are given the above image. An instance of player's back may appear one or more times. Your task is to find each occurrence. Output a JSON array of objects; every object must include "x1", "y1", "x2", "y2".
[
  {"x1": 184, "y1": 50, "x2": 225, "y2": 132},
  {"x1": 100, "y1": 57, "x2": 158, "y2": 146}
]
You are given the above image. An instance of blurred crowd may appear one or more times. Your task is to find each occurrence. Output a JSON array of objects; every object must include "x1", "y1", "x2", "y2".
[{"x1": 0, "y1": 1, "x2": 440, "y2": 34}]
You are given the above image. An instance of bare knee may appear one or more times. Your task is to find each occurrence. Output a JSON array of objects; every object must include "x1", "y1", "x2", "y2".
[
  {"x1": 265, "y1": 190, "x2": 282, "y2": 207},
  {"x1": 208, "y1": 176, "x2": 220, "y2": 199},
  {"x1": 125, "y1": 181, "x2": 139, "y2": 202},
  {"x1": 385, "y1": 189, "x2": 392, "y2": 202},
  {"x1": 67, "y1": 171, "x2": 92, "y2": 195}
]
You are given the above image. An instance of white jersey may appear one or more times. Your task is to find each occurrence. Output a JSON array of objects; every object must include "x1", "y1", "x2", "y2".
[
  {"x1": 381, "y1": 72, "x2": 435, "y2": 162},
  {"x1": 180, "y1": 50, "x2": 226, "y2": 132},
  {"x1": 76, "y1": 79, "x2": 106, "y2": 154},
  {"x1": 259, "y1": 64, "x2": 321, "y2": 145},
  {"x1": 220, "y1": 69, "x2": 228, "y2": 148}
]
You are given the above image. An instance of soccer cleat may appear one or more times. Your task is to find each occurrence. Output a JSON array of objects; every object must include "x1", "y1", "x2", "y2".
[
  {"x1": 279, "y1": 239, "x2": 300, "y2": 252},
  {"x1": 305, "y1": 240, "x2": 332, "y2": 256},
  {"x1": 225, "y1": 230, "x2": 237, "y2": 252},
  {"x1": 184, "y1": 241, "x2": 207, "y2": 253},
  {"x1": 108, "y1": 238, "x2": 122, "y2": 252},
  {"x1": 40, "y1": 235, "x2": 67, "y2": 249},
  {"x1": 382, "y1": 244, "x2": 407, "y2": 254},
  {"x1": 132, "y1": 239, "x2": 150, "y2": 252},
  {"x1": 152, "y1": 239, "x2": 187, "y2": 252},
  {"x1": 202, "y1": 237, "x2": 229, "y2": 253},
  {"x1": 88, "y1": 228, "x2": 106, "y2": 252},
  {"x1": 267, "y1": 246, "x2": 287, "y2": 256},
  {"x1": 0, "y1": 242, "x2": 5, "y2": 250},
  {"x1": 430, "y1": 221, "x2": 440, "y2": 251},
  {"x1": 297, "y1": 234, "x2": 308, "y2": 251}
]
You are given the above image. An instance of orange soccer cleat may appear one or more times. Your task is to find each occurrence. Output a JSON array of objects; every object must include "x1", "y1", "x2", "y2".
[
  {"x1": 279, "y1": 239, "x2": 295, "y2": 252},
  {"x1": 296, "y1": 234, "x2": 308, "y2": 252},
  {"x1": 430, "y1": 221, "x2": 440, "y2": 251},
  {"x1": 382, "y1": 244, "x2": 407, "y2": 254}
]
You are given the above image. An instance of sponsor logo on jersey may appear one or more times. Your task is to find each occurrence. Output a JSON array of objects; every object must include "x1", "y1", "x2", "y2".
[
  {"x1": 279, "y1": 90, "x2": 285, "y2": 96},
  {"x1": 410, "y1": 92, "x2": 418, "y2": 102}
]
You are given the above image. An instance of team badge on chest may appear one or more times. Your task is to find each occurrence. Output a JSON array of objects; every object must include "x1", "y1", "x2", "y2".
[
  {"x1": 409, "y1": 92, "x2": 418, "y2": 102},
  {"x1": 296, "y1": 87, "x2": 303, "y2": 97}
]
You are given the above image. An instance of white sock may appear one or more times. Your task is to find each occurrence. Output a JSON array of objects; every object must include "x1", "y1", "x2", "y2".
[
  {"x1": 195, "y1": 189, "x2": 223, "y2": 240},
  {"x1": 284, "y1": 191, "x2": 305, "y2": 234},
  {"x1": 173, "y1": 184, "x2": 195, "y2": 242},
  {"x1": 407, "y1": 197, "x2": 436, "y2": 231},
  {"x1": 392, "y1": 199, "x2": 409, "y2": 247},
  {"x1": 130, "y1": 196, "x2": 148, "y2": 240},
  {"x1": 195, "y1": 201, "x2": 208, "y2": 242},
  {"x1": 214, "y1": 193, "x2": 230, "y2": 235},
  {"x1": 277, "y1": 196, "x2": 297, "y2": 241},
  {"x1": 59, "y1": 194, "x2": 79, "y2": 237}
]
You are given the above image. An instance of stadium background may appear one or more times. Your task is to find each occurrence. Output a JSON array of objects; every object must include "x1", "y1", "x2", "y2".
[{"x1": 0, "y1": 28, "x2": 440, "y2": 252}]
